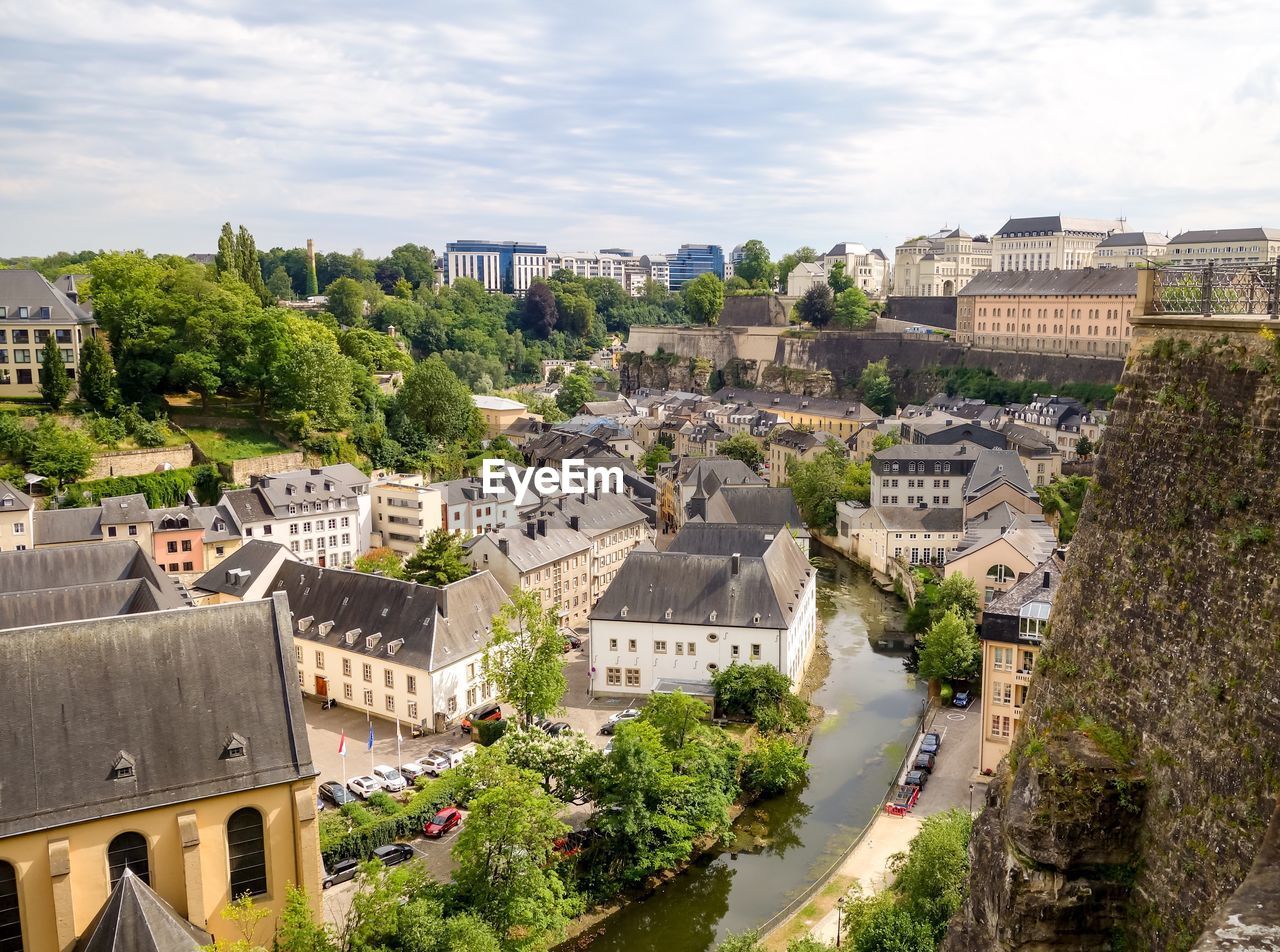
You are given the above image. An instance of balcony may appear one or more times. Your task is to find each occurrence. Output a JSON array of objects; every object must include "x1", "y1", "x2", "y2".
[
  {"x1": 1014, "y1": 670, "x2": 1033, "y2": 685},
  {"x1": 1150, "y1": 263, "x2": 1280, "y2": 317}
]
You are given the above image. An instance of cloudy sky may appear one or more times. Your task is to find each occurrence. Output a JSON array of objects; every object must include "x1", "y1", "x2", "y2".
[{"x1": 2, "y1": 0, "x2": 1278, "y2": 259}]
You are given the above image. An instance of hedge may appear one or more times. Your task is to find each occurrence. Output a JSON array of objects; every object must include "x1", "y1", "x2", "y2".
[
  {"x1": 65, "y1": 465, "x2": 224, "y2": 508},
  {"x1": 318, "y1": 771, "x2": 466, "y2": 866}
]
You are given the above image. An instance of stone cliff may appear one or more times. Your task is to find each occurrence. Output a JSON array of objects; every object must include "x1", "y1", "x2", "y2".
[{"x1": 945, "y1": 317, "x2": 1280, "y2": 951}]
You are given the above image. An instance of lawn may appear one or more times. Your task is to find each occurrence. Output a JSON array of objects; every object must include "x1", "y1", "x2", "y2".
[{"x1": 183, "y1": 425, "x2": 290, "y2": 462}]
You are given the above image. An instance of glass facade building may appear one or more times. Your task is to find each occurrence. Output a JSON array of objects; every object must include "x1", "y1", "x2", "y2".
[
  {"x1": 667, "y1": 244, "x2": 725, "y2": 290},
  {"x1": 445, "y1": 240, "x2": 548, "y2": 293}
]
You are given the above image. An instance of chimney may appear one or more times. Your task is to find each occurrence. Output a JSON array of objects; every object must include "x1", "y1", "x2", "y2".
[
  {"x1": 525, "y1": 522, "x2": 537, "y2": 539},
  {"x1": 1042, "y1": 571, "x2": 1051, "y2": 588},
  {"x1": 731, "y1": 552, "x2": 741, "y2": 575},
  {"x1": 498, "y1": 538, "x2": 509, "y2": 556},
  {"x1": 569, "y1": 515, "x2": 580, "y2": 531},
  {"x1": 536, "y1": 518, "x2": 547, "y2": 536}
]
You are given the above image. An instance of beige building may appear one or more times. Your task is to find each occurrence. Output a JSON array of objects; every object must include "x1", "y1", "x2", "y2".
[
  {"x1": 957, "y1": 268, "x2": 1138, "y2": 357},
  {"x1": 1007, "y1": 395, "x2": 1104, "y2": 462},
  {"x1": 769, "y1": 428, "x2": 838, "y2": 486},
  {"x1": 944, "y1": 506, "x2": 1058, "y2": 611},
  {"x1": 0, "y1": 270, "x2": 97, "y2": 399},
  {"x1": 473, "y1": 394, "x2": 537, "y2": 439},
  {"x1": 893, "y1": 227, "x2": 992, "y2": 296},
  {"x1": 0, "y1": 576, "x2": 320, "y2": 951},
  {"x1": 0, "y1": 479, "x2": 34, "y2": 551},
  {"x1": 464, "y1": 516, "x2": 594, "y2": 629},
  {"x1": 1093, "y1": 231, "x2": 1168, "y2": 267},
  {"x1": 991, "y1": 216, "x2": 1124, "y2": 272},
  {"x1": 713, "y1": 388, "x2": 879, "y2": 441},
  {"x1": 370, "y1": 473, "x2": 444, "y2": 558},
  {"x1": 1166, "y1": 227, "x2": 1280, "y2": 267},
  {"x1": 841, "y1": 503, "x2": 964, "y2": 577},
  {"x1": 529, "y1": 492, "x2": 649, "y2": 602}
]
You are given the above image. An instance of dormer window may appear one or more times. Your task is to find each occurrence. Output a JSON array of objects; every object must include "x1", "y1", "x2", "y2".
[
  {"x1": 709, "y1": 610, "x2": 717, "y2": 623},
  {"x1": 344, "y1": 628, "x2": 362, "y2": 645},
  {"x1": 387, "y1": 638, "x2": 404, "y2": 656},
  {"x1": 664, "y1": 608, "x2": 673, "y2": 620},
  {"x1": 222, "y1": 733, "x2": 247, "y2": 759},
  {"x1": 297, "y1": 615, "x2": 314, "y2": 632},
  {"x1": 366, "y1": 632, "x2": 382, "y2": 650},
  {"x1": 111, "y1": 751, "x2": 136, "y2": 780},
  {"x1": 317, "y1": 621, "x2": 334, "y2": 637},
  {"x1": 620, "y1": 606, "x2": 628, "y2": 618}
]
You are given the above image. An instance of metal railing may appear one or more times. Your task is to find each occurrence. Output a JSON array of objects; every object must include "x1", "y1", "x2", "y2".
[{"x1": 1151, "y1": 260, "x2": 1280, "y2": 317}]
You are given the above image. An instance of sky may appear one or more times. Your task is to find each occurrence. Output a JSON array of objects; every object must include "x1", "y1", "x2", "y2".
[{"x1": 2, "y1": 0, "x2": 1279, "y2": 260}]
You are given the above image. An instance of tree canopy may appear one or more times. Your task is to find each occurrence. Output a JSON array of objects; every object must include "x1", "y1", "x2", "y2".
[
  {"x1": 794, "y1": 285, "x2": 835, "y2": 327},
  {"x1": 481, "y1": 588, "x2": 568, "y2": 727},
  {"x1": 682, "y1": 272, "x2": 726, "y2": 325}
]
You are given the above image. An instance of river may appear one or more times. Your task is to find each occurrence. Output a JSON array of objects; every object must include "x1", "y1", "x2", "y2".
[{"x1": 581, "y1": 550, "x2": 926, "y2": 951}]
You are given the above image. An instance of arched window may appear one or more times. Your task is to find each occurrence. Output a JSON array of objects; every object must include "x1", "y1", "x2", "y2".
[
  {"x1": 107, "y1": 832, "x2": 150, "y2": 888},
  {"x1": 986, "y1": 564, "x2": 1016, "y2": 584},
  {"x1": 0, "y1": 861, "x2": 21, "y2": 952},
  {"x1": 227, "y1": 808, "x2": 267, "y2": 898}
]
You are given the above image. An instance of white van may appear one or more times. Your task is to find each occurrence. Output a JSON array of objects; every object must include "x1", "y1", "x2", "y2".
[{"x1": 371, "y1": 764, "x2": 407, "y2": 793}]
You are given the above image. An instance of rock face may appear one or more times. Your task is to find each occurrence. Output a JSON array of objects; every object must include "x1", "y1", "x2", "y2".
[{"x1": 945, "y1": 320, "x2": 1280, "y2": 951}]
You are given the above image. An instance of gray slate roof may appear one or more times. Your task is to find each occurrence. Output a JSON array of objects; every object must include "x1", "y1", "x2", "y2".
[
  {"x1": 963, "y1": 449, "x2": 1037, "y2": 500},
  {"x1": 1096, "y1": 231, "x2": 1168, "y2": 248},
  {"x1": 591, "y1": 532, "x2": 813, "y2": 628},
  {"x1": 0, "y1": 478, "x2": 33, "y2": 510},
  {"x1": 0, "y1": 269, "x2": 95, "y2": 323},
  {"x1": 223, "y1": 465, "x2": 368, "y2": 524},
  {"x1": 191, "y1": 539, "x2": 296, "y2": 597},
  {"x1": 532, "y1": 491, "x2": 647, "y2": 539},
  {"x1": 668, "y1": 522, "x2": 795, "y2": 558},
  {"x1": 952, "y1": 505, "x2": 1057, "y2": 564},
  {"x1": 466, "y1": 517, "x2": 590, "y2": 573},
  {"x1": 701, "y1": 485, "x2": 806, "y2": 532},
  {"x1": 986, "y1": 550, "x2": 1065, "y2": 618},
  {"x1": 34, "y1": 506, "x2": 108, "y2": 545},
  {"x1": 0, "y1": 595, "x2": 314, "y2": 838},
  {"x1": 993, "y1": 216, "x2": 1122, "y2": 237},
  {"x1": 958, "y1": 268, "x2": 1137, "y2": 297},
  {"x1": 76, "y1": 868, "x2": 211, "y2": 952},
  {"x1": 713, "y1": 388, "x2": 877, "y2": 420},
  {"x1": 874, "y1": 506, "x2": 964, "y2": 532},
  {"x1": 1169, "y1": 227, "x2": 1280, "y2": 244}
]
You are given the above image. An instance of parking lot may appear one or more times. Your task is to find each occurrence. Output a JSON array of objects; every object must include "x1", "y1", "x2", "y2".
[{"x1": 905, "y1": 696, "x2": 986, "y2": 817}]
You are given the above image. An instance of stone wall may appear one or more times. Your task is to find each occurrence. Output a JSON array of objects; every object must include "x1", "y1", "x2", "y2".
[
  {"x1": 88, "y1": 444, "x2": 195, "y2": 480},
  {"x1": 945, "y1": 316, "x2": 1280, "y2": 951},
  {"x1": 220, "y1": 451, "x2": 305, "y2": 486}
]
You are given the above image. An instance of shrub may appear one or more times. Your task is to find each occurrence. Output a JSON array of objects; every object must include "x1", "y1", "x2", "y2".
[
  {"x1": 742, "y1": 736, "x2": 809, "y2": 797},
  {"x1": 320, "y1": 771, "x2": 467, "y2": 866}
]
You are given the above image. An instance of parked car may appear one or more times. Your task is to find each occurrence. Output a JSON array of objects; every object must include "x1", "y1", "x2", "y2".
[
  {"x1": 371, "y1": 843, "x2": 415, "y2": 866},
  {"x1": 461, "y1": 702, "x2": 503, "y2": 733},
  {"x1": 913, "y1": 751, "x2": 936, "y2": 773},
  {"x1": 417, "y1": 750, "x2": 454, "y2": 776},
  {"x1": 920, "y1": 731, "x2": 942, "y2": 755},
  {"x1": 399, "y1": 761, "x2": 429, "y2": 782},
  {"x1": 542, "y1": 721, "x2": 573, "y2": 737},
  {"x1": 319, "y1": 780, "x2": 353, "y2": 807},
  {"x1": 599, "y1": 708, "x2": 642, "y2": 735},
  {"x1": 953, "y1": 691, "x2": 971, "y2": 709},
  {"x1": 602, "y1": 737, "x2": 616, "y2": 755},
  {"x1": 322, "y1": 858, "x2": 360, "y2": 889},
  {"x1": 553, "y1": 829, "x2": 600, "y2": 858},
  {"x1": 348, "y1": 776, "x2": 382, "y2": 799},
  {"x1": 904, "y1": 768, "x2": 929, "y2": 789},
  {"x1": 562, "y1": 632, "x2": 582, "y2": 652},
  {"x1": 424, "y1": 807, "x2": 463, "y2": 838},
  {"x1": 371, "y1": 764, "x2": 407, "y2": 793}
]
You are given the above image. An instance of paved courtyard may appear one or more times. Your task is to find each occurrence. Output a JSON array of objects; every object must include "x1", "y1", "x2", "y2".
[{"x1": 912, "y1": 696, "x2": 986, "y2": 818}]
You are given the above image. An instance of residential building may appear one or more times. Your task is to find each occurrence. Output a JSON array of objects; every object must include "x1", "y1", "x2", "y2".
[
  {"x1": 150, "y1": 505, "x2": 212, "y2": 575},
  {"x1": 822, "y1": 243, "x2": 890, "y2": 297},
  {"x1": 444, "y1": 240, "x2": 548, "y2": 293},
  {"x1": 473, "y1": 394, "x2": 536, "y2": 439},
  {"x1": 960, "y1": 449, "x2": 1043, "y2": 522},
  {"x1": 846, "y1": 421, "x2": 887, "y2": 464},
  {"x1": 899, "y1": 418, "x2": 1007, "y2": 451},
  {"x1": 1167, "y1": 228, "x2": 1280, "y2": 267},
  {"x1": 0, "y1": 587, "x2": 319, "y2": 950},
  {"x1": 0, "y1": 479, "x2": 34, "y2": 551},
  {"x1": 640, "y1": 254, "x2": 671, "y2": 290},
  {"x1": 530, "y1": 491, "x2": 649, "y2": 601},
  {"x1": 188, "y1": 538, "x2": 301, "y2": 606},
  {"x1": 956, "y1": 267, "x2": 1138, "y2": 356},
  {"x1": 553, "y1": 416, "x2": 645, "y2": 464},
  {"x1": 674, "y1": 418, "x2": 727, "y2": 458},
  {"x1": 979, "y1": 550, "x2": 1065, "y2": 773},
  {"x1": 430, "y1": 475, "x2": 517, "y2": 534},
  {"x1": 370, "y1": 473, "x2": 444, "y2": 557},
  {"x1": 769, "y1": 428, "x2": 839, "y2": 486},
  {"x1": 663, "y1": 457, "x2": 766, "y2": 529},
  {"x1": 1094, "y1": 231, "x2": 1169, "y2": 268},
  {"x1": 870, "y1": 442, "x2": 983, "y2": 511},
  {"x1": 991, "y1": 216, "x2": 1124, "y2": 272},
  {"x1": 1000, "y1": 424, "x2": 1062, "y2": 486},
  {"x1": 944, "y1": 505, "x2": 1058, "y2": 611},
  {"x1": 588, "y1": 527, "x2": 817, "y2": 697},
  {"x1": 0, "y1": 269, "x2": 97, "y2": 398},
  {"x1": 34, "y1": 493, "x2": 155, "y2": 550},
  {"x1": 667, "y1": 244, "x2": 725, "y2": 290},
  {"x1": 463, "y1": 516, "x2": 593, "y2": 628},
  {"x1": 843, "y1": 503, "x2": 964, "y2": 576},
  {"x1": 219, "y1": 464, "x2": 371, "y2": 568},
  {"x1": 686, "y1": 482, "x2": 812, "y2": 555},
  {"x1": 502, "y1": 415, "x2": 550, "y2": 447},
  {"x1": 1007, "y1": 394, "x2": 1104, "y2": 462},
  {"x1": 893, "y1": 228, "x2": 992, "y2": 296},
  {"x1": 785, "y1": 261, "x2": 828, "y2": 297},
  {"x1": 712, "y1": 388, "x2": 879, "y2": 440}
]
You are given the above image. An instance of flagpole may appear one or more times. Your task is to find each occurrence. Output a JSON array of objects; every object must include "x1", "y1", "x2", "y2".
[
  {"x1": 396, "y1": 719, "x2": 403, "y2": 770},
  {"x1": 338, "y1": 730, "x2": 347, "y2": 787}
]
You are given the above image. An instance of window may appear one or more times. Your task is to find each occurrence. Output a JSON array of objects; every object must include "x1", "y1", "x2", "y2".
[
  {"x1": 107, "y1": 831, "x2": 150, "y2": 888},
  {"x1": 364, "y1": 689, "x2": 373, "y2": 706},
  {"x1": 675, "y1": 643, "x2": 684, "y2": 655},
  {"x1": 654, "y1": 640, "x2": 667, "y2": 654},
  {"x1": 466, "y1": 687, "x2": 477, "y2": 707},
  {"x1": 608, "y1": 638, "x2": 618, "y2": 651},
  {"x1": 129, "y1": 525, "x2": 137, "y2": 536},
  {"x1": 167, "y1": 540, "x2": 178, "y2": 553},
  {"x1": 687, "y1": 642, "x2": 696, "y2": 656},
  {"x1": 448, "y1": 697, "x2": 458, "y2": 714},
  {"x1": 406, "y1": 675, "x2": 417, "y2": 695},
  {"x1": 986, "y1": 564, "x2": 1016, "y2": 583},
  {"x1": 408, "y1": 701, "x2": 418, "y2": 720},
  {"x1": 182, "y1": 561, "x2": 193, "y2": 572},
  {"x1": 384, "y1": 670, "x2": 394, "y2": 688},
  {"x1": 731, "y1": 645, "x2": 740, "y2": 658},
  {"x1": 606, "y1": 667, "x2": 621, "y2": 686},
  {"x1": 362, "y1": 663, "x2": 372, "y2": 682},
  {"x1": 342, "y1": 658, "x2": 351, "y2": 676},
  {"x1": 625, "y1": 668, "x2": 641, "y2": 687},
  {"x1": 750, "y1": 644, "x2": 761, "y2": 660},
  {"x1": 227, "y1": 808, "x2": 267, "y2": 897},
  {"x1": 181, "y1": 539, "x2": 192, "y2": 552},
  {"x1": 385, "y1": 695, "x2": 395, "y2": 713},
  {"x1": 295, "y1": 646, "x2": 302, "y2": 663},
  {"x1": 1019, "y1": 601, "x2": 1051, "y2": 641},
  {"x1": 343, "y1": 683, "x2": 353, "y2": 700},
  {"x1": 0, "y1": 860, "x2": 22, "y2": 951},
  {"x1": 107, "y1": 526, "x2": 117, "y2": 538},
  {"x1": 628, "y1": 639, "x2": 637, "y2": 652}
]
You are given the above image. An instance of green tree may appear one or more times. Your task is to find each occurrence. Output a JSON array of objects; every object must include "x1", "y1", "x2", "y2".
[
  {"x1": 171, "y1": 350, "x2": 222, "y2": 411},
  {"x1": 555, "y1": 371, "x2": 595, "y2": 416},
  {"x1": 324, "y1": 277, "x2": 366, "y2": 326},
  {"x1": 931, "y1": 574, "x2": 980, "y2": 625},
  {"x1": 641, "y1": 443, "x2": 671, "y2": 476},
  {"x1": 266, "y1": 266, "x2": 294, "y2": 301},
  {"x1": 917, "y1": 608, "x2": 979, "y2": 682},
  {"x1": 833, "y1": 287, "x2": 874, "y2": 329},
  {"x1": 887, "y1": 809, "x2": 973, "y2": 940},
  {"x1": 735, "y1": 240, "x2": 776, "y2": 289},
  {"x1": 481, "y1": 589, "x2": 567, "y2": 727},
  {"x1": 272, "y1": 316, "x2": 356, "y2": 429},
  {"x1": 353, "y1": 546, "x2": 405, "y2": 579},
  {"x1": 843, "y1": 893, "x2": 933, "y2": 952},
  {"x1": 1075, "y1": 434, "x2": 1094, "y2": 459},
  {"x1": 497, "y1": 728, "x2": 602, "y2": 801},
  {"x1": 1038, "y1": 474, "x2": 1092, "y2": 542},
  {"x1": 794, "y1": 285, "x2": 835, "y2": 327},
  {"x1": 742, "y1": 735, "x2": 809, "y2": 796},
  {"x1": 871, "y1": 431, "x2": 901, "y2": 452},
  {"x1": 827, "y1": 261, "x2": 854, "y2": 294},
  {"x1": 521, "y1": 282, "x2": 559, "y2": 338},
  {"x1": 641, "y1": 689, "x2": 710, "y2": 750},
  {"x1": 711, "y1": 663, "x2": 808, "y2": 732},
  {"x1": 397, "y1": 356, "x2": 485, "y2": 443},
  {"x1": 858, "y1": 359, "x2": 896, "y2": 416},
  {"x1": 27, "y1": 417, "x2": 93, "y2": 486},
  {"x1": 451, "y1": 775, "x2": 573, "y2": 945},
  {"x1": 76, "y1": 335, "x2": 118, "y2": 412},
  {"x1": 38, "y1": 336, "x2": 72, "y2": 410},
  {"x1": 339, "y1": 327, "x2": 413, "y2": 373},
  {"x1": 718, "y1": 432, "x2": 764, "y2": 470},
  {"x1": 402, "y1": 527, "x2": 472, "y2": 586},
  {"x1": 272, "y1": 885, "x2": 334, "y2": 951},
  {"x1": 787, "y1": 441, "x2": 871, "y2": 533},
  {"x1": 682, "y1": 272, "x2": 726, "y2": 325},
  {"x1": 383, "y1": 243, "x2": 436, "y2": 289}
]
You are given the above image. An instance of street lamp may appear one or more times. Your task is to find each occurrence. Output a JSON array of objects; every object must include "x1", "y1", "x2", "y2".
[
  {"x1": 969, "y1": 782, "x2": 975, "y2": 814},
  {"x1": 836, "y1": 896, "x2": 847, "y2": 948}
]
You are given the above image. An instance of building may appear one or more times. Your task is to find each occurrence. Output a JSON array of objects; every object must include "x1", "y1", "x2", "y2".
[
  {"x1": 893, "y1": 228, "x2": 992, "y2": 296},
  {"x1": 219, "y1": 464, "x2": 371, "y2": 568},
  {"x1": 899, "y1": 417, "x2": 1007, "y2": 451},
  {"x1": 0, "y1": 479, "x2": 34, "y2": 551},
  {"x1": 712, "y1": 388, "x2": 879, "y2": 440},
  {"x1": 530, "y1": 491, "x2": 649, "y2": 602},
  {"x1": 370, "y1": 473, "x2": 444, "y2": 557},
  {"x1": 663, "y1": 457, "x2": 766, "y2": 529},
  {"x1": 430, "y1": 475, "x2": 518, "y2": 535},
  {"x1": 870, "y1": 442, "x2": 984, "y2": 511},
  {"x1": 667, "y1": 244, "x2": 725, "y2": 290},
  {"x1": 1166, "y1": 228, "x2": 1280, "y2": 267},
  {"x1": 34, "y1": 493, "x2": 155, "y2": 551},
  {"x1": 944, "y1": 505, "x2": 1058, "y2": 610},
  {"x1": 822, "y1": 243, "x2": 890, "y2": 297},
  {"x1": 640, "y1": 254, "x2": 670, "y2": 290},
  {"x1": 843, "y1": 503, "x2": 965, "y2": 576},
  {"x1": 463, "y1": 516, "x2": 594, "y2": 629},
  {"x1": 956, "y1": 267, "x2": 1138, "y2": 357},
  {"x1": 444, "y1": 240, "x2": 548, "y2": 293},
  {"x1": 991, "y1": 216, "x2": 1124, "y2": 272},
  {"x1": 785, "y1": 261, "x2": 828, "y2": 297},
  {"x1": 0, "y1": 589, "x2": 320, "y2": 950},
  {"x1": 473, "y1": 394, "x2": 535, "y2": 439},
  {"x1": 768, "y1": 428, "x2": 839, "y2": 486},
  {"x1": 588, "y1": 526, "x2": 817, "y2": 697},
  {"x1": 1094, "y1": 231, "x2": 1169, "y2": 268},
  {"x1": 0, "y1": 269, "x2": 98, "y2": 398},
  {"x1": 1000, "y1": 424, "x2": 1062, "y2": 486},
  {"x1": 1007, "y1": 394, "x2": 1104, "y2": 461},
  {"x1": 686, "y1": 483, "x2": 812, "y2": 555},
  {"x1": 978, "y1": 550, "x2": 1066, "y2": 773}
]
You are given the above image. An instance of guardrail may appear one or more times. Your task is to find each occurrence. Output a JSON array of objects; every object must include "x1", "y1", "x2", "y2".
[
  {"x1": 1152, "y1": 261, "x2": 1280, "y2": 317},
  {"x1": 758, "y1": 695, "x2": 938, "y2": 941}
]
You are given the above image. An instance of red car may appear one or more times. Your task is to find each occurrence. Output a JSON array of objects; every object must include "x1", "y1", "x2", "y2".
[
  {"x1": 424, "y1": 807, "x2": 462, "y2": 838},
  {"x1": 461, "y1": 702, "x2": 502, "y2": 734}
]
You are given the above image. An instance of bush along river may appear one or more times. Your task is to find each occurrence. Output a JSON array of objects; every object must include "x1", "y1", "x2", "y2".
[{"x1": 579, "y1": 548, "x2": 927, "y2": 951}]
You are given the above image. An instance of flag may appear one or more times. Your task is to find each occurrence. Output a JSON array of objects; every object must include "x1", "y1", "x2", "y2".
[
  {"x1": 367, "y1": 724, "x2": 375, "y2": 751},
  {"x1": 337, "y1": 731, "x2": 347, "y2": 757}
]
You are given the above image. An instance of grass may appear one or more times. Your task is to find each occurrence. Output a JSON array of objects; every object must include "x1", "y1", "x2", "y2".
[{"x1": 183, "y1": 425, "x2": 289, "y2": 462}]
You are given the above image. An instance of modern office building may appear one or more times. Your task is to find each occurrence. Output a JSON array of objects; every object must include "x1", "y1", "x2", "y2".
[
  {"x1": 0, "y1": 270, "x2": 97, "y2": 398},
  {"x1": 444, "y1": 240, "x2": 548, "y2": 293},
  {"x1": 667, "y1": 244, "x2": 725, "y2": 290}
]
